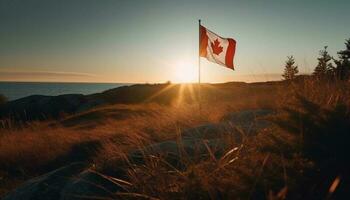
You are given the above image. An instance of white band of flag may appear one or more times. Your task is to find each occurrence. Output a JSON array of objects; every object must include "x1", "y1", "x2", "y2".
[{"x1": 200, "y1": 25, "x2": 236, "y2": 70}]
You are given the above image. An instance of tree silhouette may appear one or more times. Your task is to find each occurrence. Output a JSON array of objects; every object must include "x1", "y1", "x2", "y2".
[
  {"x1": 313, "y1": 46, "x2": 334, "y2": 79},
  {"x1": 282, "y1": 56, "x2": 299, "y2": 80},
  {"x1": 334, "y1": 38, "x2": 350, "y2": 80}
]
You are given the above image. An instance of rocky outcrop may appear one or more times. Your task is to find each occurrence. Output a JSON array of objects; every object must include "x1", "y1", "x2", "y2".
[
  {"x1": 129, "y1": 109, "x2": 273, "y2": 169},
  {"x1": 60, "y1": 169, "x2": 128, "y2": 200},
  {"x1": 182, "y1": 109, "x2": 273, "y2": 141},
  {"x1": 128, "y1": 138, "x2": 227, "y2": 169},
  {"x1": 3, "y1": 163, "x2": 86, "y2": 200},
  {"x1": 3, "y1": 163, "x2": 127, "y2": 200}
]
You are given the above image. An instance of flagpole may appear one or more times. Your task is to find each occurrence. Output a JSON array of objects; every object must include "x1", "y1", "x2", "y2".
[
  {"x1": 198, "y1": 19, "x2": 202, "y2": 113},
  {"x1": 198, "y1": 19, "x2": 201, "y2": 85}
]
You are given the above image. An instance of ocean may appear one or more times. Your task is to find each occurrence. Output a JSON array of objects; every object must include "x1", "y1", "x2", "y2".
[{"x1": 0, "y1": 82, "x2": 131, "y2": 101}]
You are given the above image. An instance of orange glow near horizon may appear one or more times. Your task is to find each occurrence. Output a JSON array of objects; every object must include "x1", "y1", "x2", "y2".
[
  {"x1": 142, "y1": 83, "x2": 202, "y2": 106},
  {"x1": 172, "y1": 60, "x2": 197, "y2": 83}
]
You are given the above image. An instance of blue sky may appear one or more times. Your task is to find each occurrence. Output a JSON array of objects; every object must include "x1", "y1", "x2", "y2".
[{"x1": 0, "y1": 0, "x2": 349, "y2": 83}]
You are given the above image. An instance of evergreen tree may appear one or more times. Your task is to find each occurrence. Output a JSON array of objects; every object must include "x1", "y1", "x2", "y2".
[
  {"x1": 334, "y1": 38, "x2": 350, "y2": 80},
  {"x1": 282, "y1": 56, "x2": 299, "y2": 80},
  {"x1": 313, "y1": 46, "x2": 334, "y2": 79},
  {"x1": 338, "y1": 38, "x2": 350, "y2": 60}
]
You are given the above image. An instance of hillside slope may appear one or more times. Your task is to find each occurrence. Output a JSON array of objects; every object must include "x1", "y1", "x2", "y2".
[{"x1": 0, "y1": 81, "x2": 282, "y2": 122}]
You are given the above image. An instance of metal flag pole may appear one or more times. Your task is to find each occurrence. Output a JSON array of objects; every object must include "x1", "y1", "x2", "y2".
[
  {"x1": 198, "y1": 19, "x2": 201, "y2": 85},
  {"x1": 198, "y1": 19, "x2": 202, "y2": 113}
]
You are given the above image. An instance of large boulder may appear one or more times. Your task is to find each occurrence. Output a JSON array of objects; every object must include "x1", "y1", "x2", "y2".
[
  {"x1": 129, "y1": 109, "x2": 273, "y2": 168},
  {"x1": 3, "y1": 163, "x2": 127, "y2": 200},
  {"x1": 182, "y1": 109, "x2": 273, "y2": 141},
  {"x1": 60, "y1": 170, "x2": 127, "y2": 200},
  {"x1": 222, "y1": 109, "x2": 273, "y2": 129},
  {"x1": 128, "y1": 138, "x2": 227, "y2": 169},
  {"x1": 3, "y1": 163, "x2": 87, "y2": 200}
]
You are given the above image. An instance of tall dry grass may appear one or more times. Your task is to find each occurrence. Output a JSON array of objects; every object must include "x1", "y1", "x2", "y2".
[
  {"x1": 90, "y1": 80, "x2": 350, "y2": 199},
  {"x1": 0, "y1": 101, "x2": 236, "y2": 197},
  {"x1": 2, "y1": 80, "x2": 349, "y2": 199}
]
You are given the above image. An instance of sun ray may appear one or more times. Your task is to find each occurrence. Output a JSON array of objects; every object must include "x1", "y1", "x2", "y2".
[
  {"x1": 175, "y1": 84, "x2": 186, "y2": 106},
  {"x1": 172, "y1": 60, "x2": 196, "y2": 83},
  {"x1": 143, "y1": 83, "x2": 176, "y2": 103},
  {"x1": 187, "y1": 84, "x2": 197, "y2": 103}
]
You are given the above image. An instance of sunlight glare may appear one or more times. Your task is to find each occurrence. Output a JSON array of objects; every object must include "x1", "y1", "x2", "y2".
[{"x1": 172, "y1": 60, "x2": 197, "y2": 83}]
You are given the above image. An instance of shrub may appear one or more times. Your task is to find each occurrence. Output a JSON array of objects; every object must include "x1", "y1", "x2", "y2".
[
  {"x1": 272, "y1": 94, "x2": 350, "y2": 198},
  {"x1": 274, "y1": 96, "x2": 350, "y2": 166}
]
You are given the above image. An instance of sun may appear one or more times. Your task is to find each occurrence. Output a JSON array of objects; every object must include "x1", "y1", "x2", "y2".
[{"x1": 172, "y1": 61, "x2": 197, "y2": 83}]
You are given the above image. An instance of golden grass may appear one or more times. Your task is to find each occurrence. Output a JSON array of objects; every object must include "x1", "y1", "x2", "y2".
[
  {"x1": 0, "y1": 102, "x2": 227, "y2": 196},
  {"x1": 1, "y1": 80, "x2": 348, "y2": 198}
]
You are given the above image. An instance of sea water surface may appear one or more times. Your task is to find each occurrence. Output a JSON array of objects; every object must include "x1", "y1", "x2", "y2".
[{"x1": 0, "y1": 82, "x2": 131, "y2": 101}]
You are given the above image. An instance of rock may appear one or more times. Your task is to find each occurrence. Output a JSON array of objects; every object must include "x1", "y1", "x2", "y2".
[
  {"x1": 128, "y1": 138, "x2": 228, "y2": 170},
  {"x1": 61, "y1": 170, "x2": 127, "y2": 200},
  {"x1": 129, "y1": 109, "x2": 274, "y2": 168},
  {"x1": 182, "y1": 109, "x2": 273, "y2": 141},
  {"x1": 182, "y1": 123, "x2": 225, "y2": 139},
  {"x1": 3, "y1": 163, "x2": 127, "y2": 200},
  {"x1": 223, "y1": 109, "x2": 273, "y2": 121},
  {"x1": 3, "y1": 162, "x2": 87, "y2": 200},
  {"x1": 222, "y1": 109, "x2": 273, "y2": 135}
]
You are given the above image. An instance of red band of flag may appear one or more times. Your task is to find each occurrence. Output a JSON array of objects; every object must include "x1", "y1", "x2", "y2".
[{"x1": 199, "y1": 25, "x2": 236, "y2": 70}]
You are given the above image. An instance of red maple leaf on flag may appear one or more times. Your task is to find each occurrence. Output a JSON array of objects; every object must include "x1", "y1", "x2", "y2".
[{"x1": 211, "y1": 39, "x2": 223, "y2": 55}]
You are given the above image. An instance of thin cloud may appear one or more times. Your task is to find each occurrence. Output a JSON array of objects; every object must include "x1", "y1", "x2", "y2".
[
  {"x1": 0, "y1": 70, "x2": 98, "y2": 82},
  {"x1": 0, "y1": 71, "x2": 96, "y2": 77}
]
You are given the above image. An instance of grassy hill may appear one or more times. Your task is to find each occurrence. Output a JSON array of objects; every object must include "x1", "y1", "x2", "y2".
[
  {"x1": 0, "y1": 81, "x2": 282, "y2": 123},
  {"x1": 1, "y1": 79, "x2": 349, "y2": 199}
]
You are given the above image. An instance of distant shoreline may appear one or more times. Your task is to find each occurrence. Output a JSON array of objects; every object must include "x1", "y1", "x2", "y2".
[
  {"x1": 0, "y1": 81, "x2": 136, "y2": 84},
  {"x1": 0, "y1": 82, "x2": 131, "y2": 101}
]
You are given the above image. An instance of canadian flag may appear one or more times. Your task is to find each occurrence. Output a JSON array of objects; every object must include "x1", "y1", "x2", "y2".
[{"x1": 200, "y1": 25, "x2": 236, "y2": 70}]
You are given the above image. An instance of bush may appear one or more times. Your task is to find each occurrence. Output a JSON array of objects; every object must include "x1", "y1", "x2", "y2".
[
  {"x1": 274, "y1": 96, "x2": 350, "y2": 166},
  {"x1": 272, "y1": 93, "x2": 350, "y2": 198}
]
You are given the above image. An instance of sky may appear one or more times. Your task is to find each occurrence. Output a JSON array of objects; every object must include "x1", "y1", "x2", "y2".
[{"x1": 0, "y1": 0, "x2": 349, "y2": 83}]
